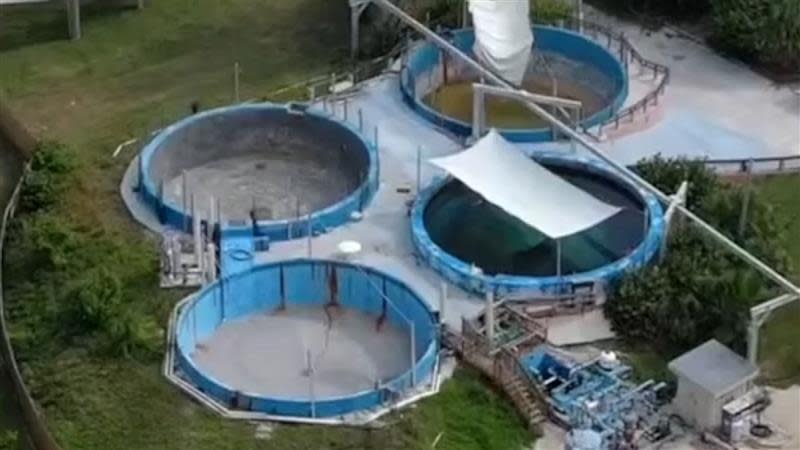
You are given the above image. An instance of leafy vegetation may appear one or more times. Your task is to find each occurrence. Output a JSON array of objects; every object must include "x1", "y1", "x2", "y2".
[
  {"x1": 0, "y1": 431, "x2": 18, "y2": 450},
  {"x1": 0, "y1": 1, "x2": 532, "y2": 449},
  {"x1": 605, "y1": 157, "x2": 790, "y2": 357},
  {"x1": 710, "y1": 0, "x2": 800, "y2": 70}
]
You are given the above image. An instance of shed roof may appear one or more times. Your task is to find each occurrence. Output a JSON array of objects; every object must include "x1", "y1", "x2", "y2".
[{"x1": 668, "y1": 340, "x2": 759, "y2": 397}]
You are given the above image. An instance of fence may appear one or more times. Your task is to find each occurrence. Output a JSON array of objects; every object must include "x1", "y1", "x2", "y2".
[
  {"x1": 704, "y1": 155, "x2": 800, "y2": 176},
  {"x1": 537, "y1": 14, "x2": 670, "y2": 135},
  {"x1": 0, "y1": 167, "x2": 63, "y2": 450}
]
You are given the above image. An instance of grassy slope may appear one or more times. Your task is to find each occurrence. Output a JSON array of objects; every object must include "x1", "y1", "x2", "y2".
[
  {"x1": 0, "y1": 2, "x2": 532, "y2": 449},
  {"x1": 755, "y1": 174, "x2": 800, "y2": 387}
]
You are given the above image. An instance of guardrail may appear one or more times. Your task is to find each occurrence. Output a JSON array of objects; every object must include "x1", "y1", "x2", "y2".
[
  {"x1": 538, "y1": 14, "x2": 670, "y2": 135},
  {"x1": 704, "y1": 155, "x2": 800, "y2": 176}
]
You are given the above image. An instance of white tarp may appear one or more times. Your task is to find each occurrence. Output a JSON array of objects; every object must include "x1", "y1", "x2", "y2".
[
  {"x1": 429, "y1": 130, "x2": 622, "y2": 239},
  {"x1": 469, "y1": 0, "x2": 534, "y2": 85}
]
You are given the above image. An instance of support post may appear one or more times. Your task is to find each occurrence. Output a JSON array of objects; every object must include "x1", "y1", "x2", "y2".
[
  {"x1": 66, "y1": 0, "x2": 81, "y2": 40},
  {"x1": 234, "y1": 62, "x2": 240, "y2": 103},
  {"x1": 306, "y1": 213, "x2": 313, "y2": 258},
  {"x1": 416, "y1": 146, "x2": 422, "y2": 193},
  {"x1": 556, "y1": 239, "x2": 562, "y2": 278},
  {"x1": 747, "y1": 321, "x2": 760, "y2": 364},
  {"x1": 410, "y1": 323, "x2": 416, "y2": 387},
  {"x1": 577, "y1": 0, "x2": 584, "y2": 34},
  {"x1": 358, "y1": 108, "x2": 364, "y2": 131},
  {"x1": 192, "y1": 195, "x2": 203, "y2": 271},
  {"x1": 307, "y1": 349, "x2": 316, "y2": 417},
  {"x1": 350, "y1": 1, "x2": 369, "y2": 59},
  {"x1": 472, "y1": 87, "x2": 485, "y2": 140},
  {"x1": 439, "y1": 282, "x2": 447, "y2": 325},
  {"x1": 739, "y1": 160, "x2": 753, "y2": 238},
  {"x1": 182, "y1": 170, "x2": 189, "y2": 231},
  {"x1": 485, "y1": 290, "x2": 495, "y2": 345}
]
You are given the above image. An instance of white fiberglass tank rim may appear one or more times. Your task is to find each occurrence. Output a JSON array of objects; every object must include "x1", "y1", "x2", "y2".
[{"x1": 469, "y1": 0, "x2": 534, "y2": 85}]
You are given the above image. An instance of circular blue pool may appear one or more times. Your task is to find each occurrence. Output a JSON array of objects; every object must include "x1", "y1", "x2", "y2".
[
  {"x1": 400, "y1": 26, "x2": 628, "y2": 142},
  {"x1": 411, "y1": 153, "x2": 664, "y2": 297},
  {"x1": 138, "y1": 103, "x2": 378, "y2": 241},
  {"x1": 174, "y1": 259, "x2": 439, "y2": 419}
]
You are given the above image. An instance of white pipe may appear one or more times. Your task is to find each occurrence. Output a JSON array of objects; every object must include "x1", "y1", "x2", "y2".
[{"x1": 371, "y1": 0, "x2": 800, "y2": 297}]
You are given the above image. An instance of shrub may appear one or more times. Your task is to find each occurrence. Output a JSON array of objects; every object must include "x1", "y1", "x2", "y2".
[
  {"x1": 711, "y1": 0, "x2": 800, "y2": 68},
  {"x1": 18, "y1": 141, "x2": 75, "y2": 214},
  {"x1": 0, "y1": 431, "x2": 18, "y2": 450},
  {"x1": 531, "y1": 0, "x2": 574, "y2": 25},
  {"x1": 605, "y1": 156, "x2": 789, "y2": 356}
]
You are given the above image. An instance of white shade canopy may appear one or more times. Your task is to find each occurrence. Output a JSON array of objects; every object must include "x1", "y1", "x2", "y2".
[{"x1": 429, "y1": 130, "x2": 621, "y2": 239}]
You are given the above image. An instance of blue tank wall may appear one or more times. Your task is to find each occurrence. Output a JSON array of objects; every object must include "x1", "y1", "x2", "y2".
[
  {"x1": 411, "y1": 153, "x2": 665, "y2": 297},
  {"x1": 400, "y1": 26, "x2": 628, "y2": 142},
  {"x1": 138, "y1": 103, "x2": 379, "y2": 242},
  {"x1": 175, "y1": 259, "x2": 440, "y2": 419}
]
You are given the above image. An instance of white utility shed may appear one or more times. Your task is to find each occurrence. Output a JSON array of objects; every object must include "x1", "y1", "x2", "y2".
[{"x1": 668, "y1": 340, "x2": 759, "y2": 431}]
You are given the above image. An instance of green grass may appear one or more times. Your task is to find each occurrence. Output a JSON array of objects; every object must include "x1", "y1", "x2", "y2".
[
  {"x1": 0, "y1": 2, "x2": 533, "y2": 449},
  {"x1": 755, "y1": 174, "x2": 800, "y2": 387}
]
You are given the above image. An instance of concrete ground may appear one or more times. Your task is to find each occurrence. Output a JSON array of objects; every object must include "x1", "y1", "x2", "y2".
[
  {"x1": 584, "y1": 6, "x2": 800, "y2": 163},
  {"x1": 192, "y1": 305, "x2": 411, "y2": 398}
]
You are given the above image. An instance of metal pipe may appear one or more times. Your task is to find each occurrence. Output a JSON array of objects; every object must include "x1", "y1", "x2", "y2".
[
  {"x1": 372, "y1": 0, "x2": 800, "y2": 296},
  {"x1": 410, "y1": 323, "x2": 416, "y2": 387}
]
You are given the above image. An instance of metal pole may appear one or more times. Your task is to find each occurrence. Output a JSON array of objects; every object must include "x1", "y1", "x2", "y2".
[
  {"x1": 67, "y1": 0, "x2": 81, "y2": 40},
  {"x1": 373, "y1": 125, "x2": 379, "y2": 149},
  {"x1": 307, "y1": 213, "x2": 313, "y2": 258},
  {"x1": 358, "y1": 108, "x2": 364, "y2": 131},
  {"x1": 739, "y1": 160, "x2": 753, "y2": 238},
  {"x1": 307, "y1": 349, "x2": 316, "y2": 417},
  {"x1": 182, "y1": 170, "x2": 189, "y2": 231},
  {"x1": 234, "y1": 62, "x2": 240, "y2": 103},
  {"x1": 372, "y1": 0, "x2": 800, "y2": 296},
  {"x1": 485, "y1": 290, "x2": 495, "y2": 344},
  {"x1": 410, "y1": 323, "x2": 416, "y2": 387},
  {"x1": 439, "y1": 282, "x2": 447, "y2": 325},
  {"x1": 556, "y1": 239, "x2": 562, "y2": 278},
  {"x1": 747, "y1": 322, "x2": 760, "y2": 364},
  {"x1": 416, "y1": 146, "x2": 422, "y2": 192}
]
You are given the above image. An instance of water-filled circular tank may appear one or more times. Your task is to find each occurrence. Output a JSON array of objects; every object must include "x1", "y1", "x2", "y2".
[
  {"x1": 138, "y1": 104, "x2": 377, "y2": 239},
  {"x1": 412, "y1": 153, "x2": 664, "y2": 296},
  {"x1": 400, "y1": 26, "x2": 628, "y2": 142},
  {"x1": 174, "y1": 259, "x2": 439, "y2": 419}
]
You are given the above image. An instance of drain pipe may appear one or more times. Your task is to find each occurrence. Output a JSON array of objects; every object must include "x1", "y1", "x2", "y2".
[{"x1": 370, "y1": 0, "x2": 800, "y2": 298}]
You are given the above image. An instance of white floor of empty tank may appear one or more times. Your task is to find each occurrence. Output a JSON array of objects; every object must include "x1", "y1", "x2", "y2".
[{"x1": 191, "y1": 306, "x2": 411, "y2": 397}]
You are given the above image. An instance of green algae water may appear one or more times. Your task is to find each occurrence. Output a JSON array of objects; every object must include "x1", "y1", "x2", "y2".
[
  {"x1": 423, "y1": 164, "x2": 647, "y2": 277},
  {"x1": 423, "y1": 74, "x2": 605, "y2": 129}
]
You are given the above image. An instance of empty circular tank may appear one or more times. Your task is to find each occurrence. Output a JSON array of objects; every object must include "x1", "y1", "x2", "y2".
[
  {"x1": 138, "y1": 104, "x2": 377, "y2": 240},
  {"x1": 400, "y1": 26, "x2": 628, "y2": 142},
  {"x1": 411, "y1": 153, "x2": 664, "y2": 296},
  {"x1": 174, "y1": 259, "x2": 439, "y2": 419}
]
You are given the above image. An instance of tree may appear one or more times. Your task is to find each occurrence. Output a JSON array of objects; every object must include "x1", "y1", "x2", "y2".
[{"x1": 605, "y1": 156, "x2": 788, "y2": 356}]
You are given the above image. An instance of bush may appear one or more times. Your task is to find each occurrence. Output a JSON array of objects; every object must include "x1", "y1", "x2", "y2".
[
  {"x1": 0, "y1": 431, "x2": 18, "y2": 450},
  {"x1": 18, "y1": 141, "x2": 75, "y2": 214},
  {"x1": 711, "y1": 0, "x2": 800, "y2": 68},
  {"x1": 531, "y1": 0, "x2": 574, "y2": 25},
  {"x1": 605, "y1": 156, "x2": 789, "y2": 356}
]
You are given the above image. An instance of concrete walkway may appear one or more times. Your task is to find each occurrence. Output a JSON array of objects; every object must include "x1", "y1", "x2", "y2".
[{"x1": 585, "y1": 6, "x2": 800, "y2": 162}]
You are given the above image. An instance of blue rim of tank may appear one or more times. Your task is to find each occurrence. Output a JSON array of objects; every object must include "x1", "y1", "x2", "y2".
[
  {"x1": 174, "y1": 258, "x2": 440, "y2": 418},
  {"x1": 137, "y1": 103, "x2": 379, "y2": 243},
  {"x1": 411, "y1": 152, "x2": 665, "y2": 297},
  {"x1": 399, "y1": 26, "x2": 629, "y2": 142}
]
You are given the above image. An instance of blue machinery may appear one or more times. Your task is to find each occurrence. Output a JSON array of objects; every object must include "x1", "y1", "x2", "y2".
[{"x1": 524, "y1": 347, "x2": 672, "y2": 449}]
